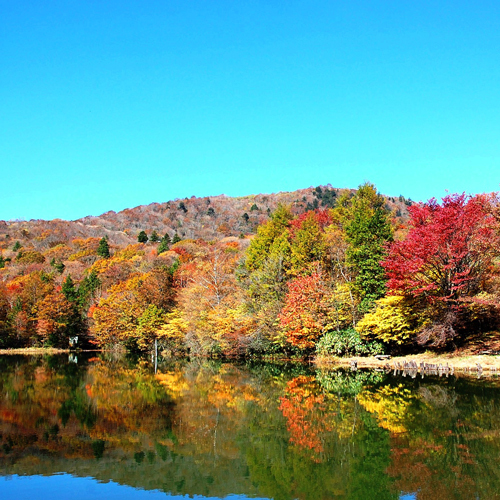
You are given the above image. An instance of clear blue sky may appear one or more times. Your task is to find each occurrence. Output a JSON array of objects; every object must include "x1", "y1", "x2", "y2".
[{"x1": 2, "y1": 0, "x2": 500, "y2": 221}]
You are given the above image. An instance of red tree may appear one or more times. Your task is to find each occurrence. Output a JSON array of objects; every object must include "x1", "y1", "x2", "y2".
[{"x1": 382, "y1": 193, "x2": 500, "y2": 304}]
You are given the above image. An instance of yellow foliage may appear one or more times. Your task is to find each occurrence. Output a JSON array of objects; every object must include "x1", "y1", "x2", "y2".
[
  {"x1": 356, "y1": 295, "x2": 424, "y2": 344},
  {"x1": 155, "y1": 371, "x2": 189, "y2": 396},
  {"x1": 157, "y1": 309, "x2": 188, "y2": 342},
  {"x1": 322, "y1": 282, "x2": 355, "y2": 332},
  {"x1": 358, "y1": 384, "x2": 415, "y2": 434},
  {"x1": 90, "y1": 244, "x2": 145, "y2": 274}
]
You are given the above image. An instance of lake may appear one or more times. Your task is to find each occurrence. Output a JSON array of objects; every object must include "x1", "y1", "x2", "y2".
[{"x1": 0, "y1": 353, "x2": 499, "y2": 499}]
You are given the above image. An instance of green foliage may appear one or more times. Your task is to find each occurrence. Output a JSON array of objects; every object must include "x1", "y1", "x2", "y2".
[
  {"x1": 0, "y1": 255, "x2": 5, "y2": 269},
  {"x1": 157, "y1": 238, "x2": 170, "y2": 255},
  {"x1": 289, "y1": 212, "x2": 326, "y2": 275},
  {"x1": 138, "y1": 230, "x2": 149, "y2": 243},
  {"x1": 97, "y1": 237, "x2": 110, "y2": 258},
  {"x1": 245, "y1": 204, "x2": 293, "y2": 272},
  {"x1": 136, "y1": 304, "x2": 166, "y2": 349},
  {"x1": 315, "y1": 328, "x2": 384, "y2": 357},
  {"x1": 172, "y1": 233, "x2": 181, "y2": 244},
  {"x1": 50, "y1": 258, "x2": 65, "y2": 274},
  {"x1": 162, "y1": 233, "x2": 171, "y2": 244},
  {"x1": 78, "y1": 270, "x2": 101, "y2": 308},
  {"x1": 340, "y1": 183, "x2": 393, "y2": 311},
  {"x1": 62, "y1": 275, "x2": 78, "y2": 303},
  {"x1": 178, "y1": 202, "x2": 188, "y2": 213},
  {"x1": 12, "y1": 241, "x2": 22, "y2": 251},
  {"x1": 316, "y1": 369, "x2": 385, "y2": 396},
  {"x1": 242, "y1": 212, "x2": 249, "y2": 223},
  {"x1": 250, "y1": 203, "x2": 259, "y2": 211},
  {"x1": 150, "y1": 230, "x2": 160, "y2": 243},
  {"x1": 313, "y1": 185, "x2": 337, "y2": 208}
]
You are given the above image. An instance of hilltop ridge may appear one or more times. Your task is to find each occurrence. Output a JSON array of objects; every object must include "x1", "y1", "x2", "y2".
[{"x1": 0, "y1": 184, "x2": 411, "y2": 250}]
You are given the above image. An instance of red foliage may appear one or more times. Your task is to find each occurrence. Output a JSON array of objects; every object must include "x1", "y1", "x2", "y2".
[
  {"x1": 278, "y1": 376, "x2": 332, "y2": 459},
  {"x1": 279, "y1": 272, "x2": 329, "y2": 349},
  {"x1": 289, "y1": 209, "x2": 332, "y2": 234},
  {"x1": 383, "y1": 193, "x2": 500, "y2": 303}
]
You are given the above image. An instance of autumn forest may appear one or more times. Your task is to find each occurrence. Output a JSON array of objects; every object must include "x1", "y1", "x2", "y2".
[{"x1": 1, "y1": 183, "x2": 499, "y2": 357}]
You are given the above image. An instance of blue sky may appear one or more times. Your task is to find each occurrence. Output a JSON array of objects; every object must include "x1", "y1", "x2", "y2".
[{"x1": 1, "y1": 1, "x2": 500, "y2": 221}]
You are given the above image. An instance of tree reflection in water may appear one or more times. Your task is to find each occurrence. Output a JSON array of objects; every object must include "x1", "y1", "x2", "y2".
[{"x1": 0, "y1": 354, "x2": 500, "y2": 499}]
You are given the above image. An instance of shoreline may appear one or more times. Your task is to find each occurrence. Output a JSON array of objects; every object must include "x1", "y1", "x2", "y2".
[
  {"x1": 0, "y1": 348, "x2": 102, "y2": 355},
  {"x1": 314, "y1": 352, "x2": 500, "y2": 373},
  {"x1": 1, "y1": 348, "x2": 500, "y2": 373}
]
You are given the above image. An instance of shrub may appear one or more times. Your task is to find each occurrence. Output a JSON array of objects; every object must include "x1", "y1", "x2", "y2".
[{"x1": 315, "y1": 328, "x2": 384, "y2": 357}]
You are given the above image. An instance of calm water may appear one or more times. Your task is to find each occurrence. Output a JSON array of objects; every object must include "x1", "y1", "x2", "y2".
[{"x1": 1, "y1": 354, "x2": 500, "y2": 500}]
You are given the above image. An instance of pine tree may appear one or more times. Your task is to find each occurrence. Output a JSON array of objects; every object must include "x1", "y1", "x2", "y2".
[
  {"x1": 158, "y1": 238, "x2": 170, "y2": 255},
  {"x1": 62, "y1": 275, "x2": 78, "y2": 303},
  {"x1": 12, "y1": 241, "x2": 21, "y2": 251},
  {"x1": 138, "y1": 231, "x2": 149, "y2": 243},
  {"x1": 163, "y1": 233, "x2": 172, "y2": 245},
  {"x1": 150, "y1": 230, "x2": 160, "y2": 242},
  {"x1": 97, "y1": 237, "x2": 110, "y2": 258},
  {"x1": 172, "y1": 233, "x2": 181, "y2": 244}
]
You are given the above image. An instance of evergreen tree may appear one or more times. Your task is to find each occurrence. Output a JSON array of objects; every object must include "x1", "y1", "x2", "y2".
[
  {"x1": 12, "y1": 241, "x2": 21, "y2": 251},
  {"x1": 163, "y1": 233, "x2": 172, "y2": 245},
  {"x1": 54, "y1": 261, "x2": 65, "y2": 274},
  {"x1": 158, "y1": 238, "x2": 170, "y2": 255},
  {"x1": 97, "y1": 237, "x2": 110, "y2": 258},
  {"x1": 62, "y1": 275, "x2": 78, "y2": 303},
  {"x1": 61, "y1": 274, "x2": 83, "y2": 342},
  {"x1": 150, "y1": 230, "x2": 160, "y2": 243},
  {"x1": 242, "y1": 213, "x2": 250, "y2": 223},
  {"x1": 172, "y1": 233, "x2": 181, "y2": 244},
  {"x1": 138, "y1": 231, "x2": 149, "y2": 243},
  {"x1": 339, "y1": 183, "x2": 393, "y2": 312},
  {"x1": 0, "y1": 255, "x2": 4, "y2": 269},
  {"x1": 78, "y1": 270, "x2": 101, "y2": 309}
]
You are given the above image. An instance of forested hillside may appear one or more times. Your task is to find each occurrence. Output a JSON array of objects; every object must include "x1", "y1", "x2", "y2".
[
  {"x1": 0, "y1": 185, "x2": 411, "y2": 247},
  {"x1": 2, "y1": 182, "x2": 498, "y2": 357}
]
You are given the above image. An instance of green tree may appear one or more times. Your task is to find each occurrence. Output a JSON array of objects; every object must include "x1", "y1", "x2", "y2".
[
  {"x1": 138, "y1": 231, "x2": 149, "y2": 243},
  {"x1": 97, "y1": 237, "x2": 110, "y2": 258},
  {"x1": 245, "y1": 204, "x2": 294, "y2": 272},
  {"x1": 172, "y1": 233, "x2": 181, "y2": 244},
  {"x1": 158, "y1": 238, "x2": 170, "y2": 255},
  {"x1": 78, "y1": 270, "x2": 101, "y2": 309},
  {"x1": 62, "y1": 275, "x2": 78, "y2": 303},
  {"x1": 150, "y1": 230, "x2": 160, "y2": 243},
  {"x1": 12, "y1": 241, "x2": 22, "y2": 251},
  {"x1": 338, "y1": 183, "x2": 393, "y2": 313}
]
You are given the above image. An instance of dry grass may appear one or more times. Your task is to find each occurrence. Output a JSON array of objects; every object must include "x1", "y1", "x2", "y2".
[
  {"x1": 0, "y1": 347, "x2": 69, "y2": 355},
  {"x1": 315, "y1": 352, "x2": 500, "y2": 379}
]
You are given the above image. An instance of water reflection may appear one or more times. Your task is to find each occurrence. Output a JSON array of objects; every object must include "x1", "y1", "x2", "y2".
[{"x1": 0, "y1": 354, "x2": 500, "y2": 499}]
